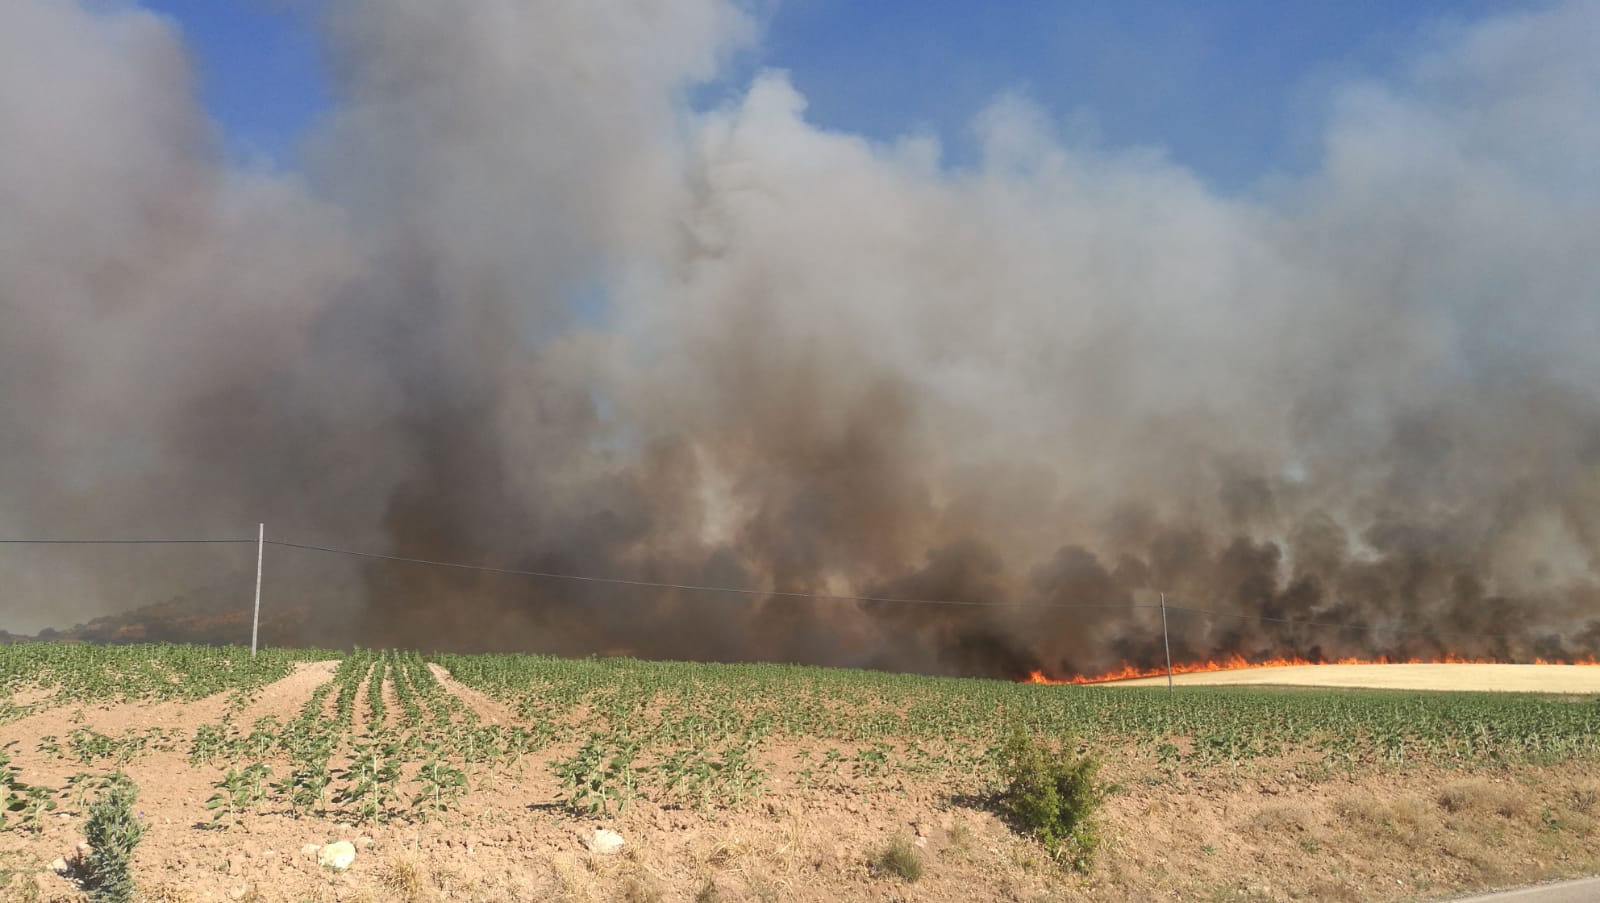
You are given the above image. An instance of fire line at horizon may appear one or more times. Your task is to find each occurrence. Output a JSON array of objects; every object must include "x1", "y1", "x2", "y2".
[{"x1": 1025, "y1": 655, "x2": 1600, "y2": 686}]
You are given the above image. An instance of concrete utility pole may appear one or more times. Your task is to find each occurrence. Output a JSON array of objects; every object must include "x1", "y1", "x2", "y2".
[
  {"x1": 250, "y1": 523, "x2": 264, "y2": 656},
  {"x1": 1160, "y1": 592, "x2": 1174, "y2": 693}
]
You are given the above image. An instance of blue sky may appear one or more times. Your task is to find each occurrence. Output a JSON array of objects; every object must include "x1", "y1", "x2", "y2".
[
  {"x1": 137, "y1": 0, "x2": 329, "y2": 163},
  {"x1": 143, "y1": 0, "x2": 1518, "y2": 190}
]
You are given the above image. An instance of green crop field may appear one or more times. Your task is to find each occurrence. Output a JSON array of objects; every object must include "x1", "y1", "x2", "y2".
[
  {"x1": 0, "y1": 643, "x2": 328, "y2": 724},
  {"x1": 1, "y1": 642, "x2": 1597, "y2": 831},
  {"x1": 3, "y1": 642, "x2": 1600, "y2": 902},
  {"x1": 439, "y1": 653, "x2": 1600, "y2": 770}
]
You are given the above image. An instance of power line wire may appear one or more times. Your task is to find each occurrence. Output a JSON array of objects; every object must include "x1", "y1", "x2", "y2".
[
  {"x1": 1164, "y1": 604, "x2": 1523, "y2": 641},
  {"x1": 265, "y1": 538, "x2": 1157, "y2": 612},
  {"x1": 0, "y1": 539, "x2": 255, "y2": 545},
  {"x1": 266, "y1": 540, "x2": 1537, "y2": 640},
  {"x1": 0, "y1": 534, "x2": 1558, "y2": 642}
]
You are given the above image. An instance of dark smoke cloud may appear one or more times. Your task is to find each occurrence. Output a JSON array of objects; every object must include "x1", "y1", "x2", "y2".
[{"x1": 2, "y1": 0, "x2": 1598, "y2": 677}]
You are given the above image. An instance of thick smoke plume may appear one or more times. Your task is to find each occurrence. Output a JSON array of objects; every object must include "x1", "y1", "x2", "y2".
[{"x1": 2, "y1": 0, "x2": 1598, "y2": 677}]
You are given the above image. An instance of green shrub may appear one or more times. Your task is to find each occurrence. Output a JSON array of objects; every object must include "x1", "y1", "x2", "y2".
[
  {"x1": 999, "y1": 727, "x2": 1106, "y2": 871},
  {"x1": 82, "y1": 772, "x2": 144, "y2": 903},
  {"x1": 869, "y1": 835, "x2": 923, "y2": 882}
]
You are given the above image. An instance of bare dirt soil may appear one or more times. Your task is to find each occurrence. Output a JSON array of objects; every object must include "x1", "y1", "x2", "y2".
[
  {"x1": 1114, "y1": 663, "x2": 1600, "y2": 693},
  {"x1": 2, "y1": 663, "x2": 1597, "y2": 902}
]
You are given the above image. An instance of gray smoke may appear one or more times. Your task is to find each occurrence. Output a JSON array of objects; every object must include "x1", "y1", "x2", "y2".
[{"x1": 2, "y1": 0, "x2": 1597, "y2": 677}]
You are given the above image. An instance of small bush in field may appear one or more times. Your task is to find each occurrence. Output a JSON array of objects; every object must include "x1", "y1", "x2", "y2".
[{"x1": 1000, "y1": 728, "x2": 1106, "y2": 872}]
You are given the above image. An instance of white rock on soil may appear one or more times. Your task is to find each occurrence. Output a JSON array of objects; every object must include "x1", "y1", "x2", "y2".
[
  {"x1": 318, "y1": 841, "x2": 357, "y2": 870},
  {"x1": 585, "y1": 829, "x2": 625, "y2": 855},
  {"x1": 49, "y1": 858, "x2": 69, "y2": 875}
]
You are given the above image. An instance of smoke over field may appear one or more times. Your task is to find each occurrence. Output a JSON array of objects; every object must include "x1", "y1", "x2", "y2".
[{"x1": 2, "y1": 1, "x2": 1598, "y2": 677}]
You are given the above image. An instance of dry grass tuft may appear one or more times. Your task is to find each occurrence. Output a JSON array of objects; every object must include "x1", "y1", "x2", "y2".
[
  {"x1": 1294, "y1": 878, "x2": 1364, "y2": 902},
  {"x1": 0, "y1": 869, "x2": 43, "y2": 903},
  {"x1": 743, "y1": 875, "x2": 782, "y2": 903},
  {"x1": 1568, "y1": 787, "x2": 1598, "y2": 815},
  {"x1": 1438, "y1": 780, "x2": 1526, "y2": 818},
  {"x1": 869, "y1": 835, "x2": 924, "y2": 882},
  {"x1": 139, "y1": 881, "x2": 194, "y2": 902},
  {"x1": 621, "y1": 874, "x2": 664, "y2": 903},
  {"x1": 1336, "y1": 791, "x2": 1431, "y2": 843},
  {"x1": 428, "y1": 864, "x2": 476, "y2": 899},
  {"x1": 946, "y1": 820, "x2": 976, "y2": 857},
  {"x1": 1334, "y1": 791, "x2": 1387, "y2": 826},
  {"x1": 705, "y1": 838, "x2": 751, "y2": 872},
  {"x1": 549, "y1": 853, "x2": 599, "y2": 903},
  {"x1": 378, "y1": 855, "x2": 432, "y2": 903},
  {"x1": 1247, "y1": 803, "x2": 1314, "y2": 835}
]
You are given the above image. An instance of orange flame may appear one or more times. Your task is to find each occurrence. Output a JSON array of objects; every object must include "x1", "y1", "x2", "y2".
[{"x1": 1026, "y1": 653, "x2": 1600, "y2": 685}]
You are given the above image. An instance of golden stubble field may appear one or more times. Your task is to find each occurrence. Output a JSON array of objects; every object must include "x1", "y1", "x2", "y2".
[{"x1": 1114, "y1": 663, "x2": 1600, "y2": 693}]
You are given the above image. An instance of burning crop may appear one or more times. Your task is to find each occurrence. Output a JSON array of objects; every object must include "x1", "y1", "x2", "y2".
[{"x1": 1027, "y1": 655, "x2": 1600, "y2": 685}]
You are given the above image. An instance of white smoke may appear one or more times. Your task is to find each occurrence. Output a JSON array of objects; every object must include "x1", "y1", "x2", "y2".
[{"x1": 1, "y1": 0, "x2": 1595, "y2": 673}]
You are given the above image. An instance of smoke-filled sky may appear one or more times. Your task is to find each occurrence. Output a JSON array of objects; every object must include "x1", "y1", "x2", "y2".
[{"x1": 2, "y1": 0, "x2": 1597, "y2": 678}]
